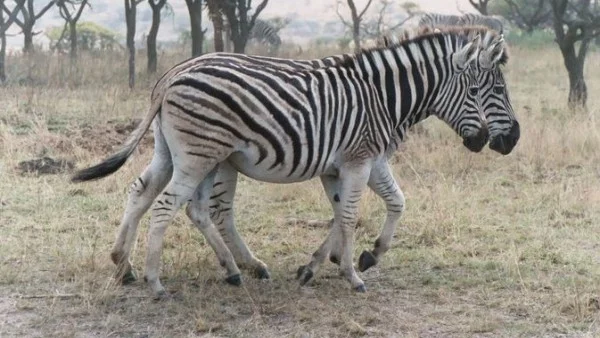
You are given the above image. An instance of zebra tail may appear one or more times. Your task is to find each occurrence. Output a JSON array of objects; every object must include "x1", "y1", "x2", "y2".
[{"x1": 71, "y1": 101, "x2": 161, "y2": 183}]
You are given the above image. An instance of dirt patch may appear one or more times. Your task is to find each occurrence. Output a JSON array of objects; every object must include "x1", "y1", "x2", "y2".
[
  {"x1": 0, "y1": 294, "x2": 42, "y2": 337},
  {"x1": 38, "y1": 118, "x2": 154, "y2": 158},
  {"x1": 72, "y1": 118, "x2": 153, "y2": 156},
  {"x1": 17, "y1": 156, "x2": 75, "y2": 175}
]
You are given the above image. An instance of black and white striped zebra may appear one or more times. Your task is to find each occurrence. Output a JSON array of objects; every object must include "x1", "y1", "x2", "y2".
[
  {"x1": 125, "y1": 26, "x2": 518, "y2": 282},
  {"x1": 248, "y1": 19, "x2": 282, "y2": 53},
  {"x1": 73, "y1": 27, "x2": 505, "y2": 297},
  {"x1": 419, "y1": 13, "x2": 506, "y2": 35}
]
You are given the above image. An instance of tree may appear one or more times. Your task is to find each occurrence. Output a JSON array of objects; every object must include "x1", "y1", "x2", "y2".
[
  {"x1": 550, "y1": 0, "x2": 600, "y2": 108},
  {"x1": 57, "y1": 0, "x2": 89, "y2": 61},
  {"x1": 46, "y1": 22, "x2": 122, "y2": 52},
  {"x1": 0, "y1": 0, "x2": 25, "y2": 83},
  {"x1": 184, "y1": 0, "x2": 206, "y2": 57},
  {"x1": 207, "y1": 0, "x2": 224, "y2": 52},
  {"x1": 221, "y1": 0, "x2": 269, "y2": 53},
  {"x1": 361, "y1": 1, "x2": 419, "y2": 39},
  {"x1": 469, "y1": 0, "x2": 490, "y2": 15},
  {"x1": 125, "y1": 0, "x2": 143, "y2": 88},
  {"x1": 147, "y1": 0, "x2": 167, "y2": 73},
  {"x1": 336, "y1": 0, "x2": 374, "y2": 52},
  {"x1": 503, "y1": 0, "x2": 552, "y2": 33},
  {"x1": 3, "y1": 0, "x2": 56, "y2": 53}
]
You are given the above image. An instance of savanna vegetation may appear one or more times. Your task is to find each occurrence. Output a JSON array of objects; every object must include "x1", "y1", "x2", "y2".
[{"x1": 2, "y1": 0, "x2": 600, "y2": 337}]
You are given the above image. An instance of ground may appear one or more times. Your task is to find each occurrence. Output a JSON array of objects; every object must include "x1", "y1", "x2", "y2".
[{"x1": 1, "y1": 45, "x2": 600, "y2": 337}]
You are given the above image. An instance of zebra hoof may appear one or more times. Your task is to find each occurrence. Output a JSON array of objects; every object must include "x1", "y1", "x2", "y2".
[
  {"x1": 296, "y1": 265, "x2": 314, "y2": 286},
  {"x1": 358, "y1": 250, "x2": 378, "y2": 272},
  {"x1": 354, "y1": 284, "x2": 367, "y2": 293},
  {"x1": 225, "y1": 274, "x2": 242, "y2": 286},
  {"x1": 152, "y1": 289, "x2": 169, "y2": 301},
  {"x1": 120, "y1": 270, "x2": 137, "y2": 285},
  {"x1": 254, "y1": 266, "x2": 271, "y2": 280},
  {"x1": 329, "y1": 255, "x2": 341, "y2": 265}
]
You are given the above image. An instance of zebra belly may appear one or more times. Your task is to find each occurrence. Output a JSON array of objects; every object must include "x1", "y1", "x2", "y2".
[{"x1": 226, "y1": 151, "x2": 337, "y2": 184}]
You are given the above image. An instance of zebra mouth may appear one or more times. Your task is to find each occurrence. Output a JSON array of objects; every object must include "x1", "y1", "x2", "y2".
[
  {"x1": 463, "y1": 127, "x2": 489, "y2": 153},
  {"x1": 489, "y1": 121, "x2": 520, "y2": 155}
]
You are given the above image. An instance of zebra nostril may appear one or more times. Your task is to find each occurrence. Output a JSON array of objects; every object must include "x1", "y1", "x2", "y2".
[{"x1": 510, "y1": 120, "x2": 520, "y2": 142}]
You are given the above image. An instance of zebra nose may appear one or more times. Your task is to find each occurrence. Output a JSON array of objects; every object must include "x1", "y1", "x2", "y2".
[
  {"x1": 489, "y1": 121, "x2": 520, "y2": 155},
  {"x1": 463, "y1": 126, "x2": 489, "y2": 153}
]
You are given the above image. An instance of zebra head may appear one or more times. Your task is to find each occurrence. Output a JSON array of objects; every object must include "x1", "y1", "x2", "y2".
[
  {"x1": 430, "y1": 32, "x2": 489, "y2": 153},
  {"x1": 477, "y1": 33, "x2": 519, "y2": 155}
]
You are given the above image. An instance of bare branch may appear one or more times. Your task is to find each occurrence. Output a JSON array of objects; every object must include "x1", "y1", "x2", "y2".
[
  {"x1": 357, "y1": 0, "x2": 373, "y2": 19},
  {"x1": 248, "y1": 0, "x2": 268, "y2": 31},
  {"x1": 0, "y1": 0, "x2": 25, "y2": 34},
  {"x1": 2, "y1": 2, "x2": 25, "y2": 29},
  {"x1": 335, "y1": 1, "x2": 353, "y2": 28},
  {"x1": 34, "y1": 1, "x2": 56, "y2": 21},
  {"x1": 73, "y1": 0, "x2": 89, "y2": 21}
]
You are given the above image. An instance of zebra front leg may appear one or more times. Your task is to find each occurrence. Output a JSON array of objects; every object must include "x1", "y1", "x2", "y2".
[
  {"x1": 144, "y1": 166, "x2": 218, "y2": 299},
  {"x1": 186, "y1": 168, "x2": 242, "y2": 286},
  {"x1": 358, "y1": 160, "x2": 405, "y2": 272},
  {"x1": 299, "y1": 165, "x2": 371, "y2": 291},
  {"x1": 209, "y1": 162, "x2": 270, "y2": 279},
  {"x1": 111, "y1": 134, "x2": 173, "y2": 284}
]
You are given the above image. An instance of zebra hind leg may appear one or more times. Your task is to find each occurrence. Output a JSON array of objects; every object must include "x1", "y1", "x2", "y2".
[
  {"x1": 143, "y1": 165, "x2": 219, "y2": 299},
  {"x1": 186, "y1": 167, "x2": 243, "y2": 286},
  {"x1": 110, "y1": 147, "x2": 172, "y2": 285},
  {"x1": 208, "y1": 162, "x2": 270, "y2": 279}
]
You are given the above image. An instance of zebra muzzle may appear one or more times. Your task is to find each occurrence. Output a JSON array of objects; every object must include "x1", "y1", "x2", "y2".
[
  {"x1": 462, "y1": 126, "x2": 489, "y2": 153},
  {"x1": 489, "y1": 120, "x2": 520, "y2": 155}
]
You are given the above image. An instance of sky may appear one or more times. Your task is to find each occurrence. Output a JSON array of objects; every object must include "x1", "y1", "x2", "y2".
[{"x1": 2, "y1": 0, "x2": 477, "y2": 50}]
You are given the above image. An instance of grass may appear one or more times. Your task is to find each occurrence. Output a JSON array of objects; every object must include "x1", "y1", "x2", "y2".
[{"x1": 1, "y1": 45, "x2": 600, "y2": 337}]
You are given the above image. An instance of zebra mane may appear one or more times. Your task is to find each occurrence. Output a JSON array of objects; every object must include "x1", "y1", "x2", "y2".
[{"x1": 360, "y1": 25, "x2": 509, "y2": 66}]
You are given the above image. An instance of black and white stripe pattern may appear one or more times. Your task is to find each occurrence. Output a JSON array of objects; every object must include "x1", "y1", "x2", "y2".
[
  {"x1": 73, "y1": 27, "x2": 509, "y2": 297},
  {"x1": 419, "y1": 13, "x2": 506, "y2": 35},
  {"x1": 249, "y1": 19, "x2": 282, "y2": 50},
  {"x1": 416, "y1": 14, "x2": 518, "y2": 153}
]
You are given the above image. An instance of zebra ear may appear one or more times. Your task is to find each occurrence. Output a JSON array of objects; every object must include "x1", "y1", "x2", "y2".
[
  {"x1": 480, "y1": 38, "x2": 505, "y2": 69},
  {"x1": 452, "y1": 34, "x2": 481, "y2": 72}
]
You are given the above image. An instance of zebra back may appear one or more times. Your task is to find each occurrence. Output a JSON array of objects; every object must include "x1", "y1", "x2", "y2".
[{"x1": 419, "y1": 13, "x2": 505, "y2": 35}]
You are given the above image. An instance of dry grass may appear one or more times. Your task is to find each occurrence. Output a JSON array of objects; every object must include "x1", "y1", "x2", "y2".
[{"x1": 2, "y1": 45, "x2": 600, "y2": 337}]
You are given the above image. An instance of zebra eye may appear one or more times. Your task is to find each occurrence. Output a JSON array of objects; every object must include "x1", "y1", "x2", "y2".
[
  {"x1": 469, "y1": 87, "x2": 478, "y2": 96},
  {"x1": 493, "y1": 85, "x2": 505, "y2": 94}
]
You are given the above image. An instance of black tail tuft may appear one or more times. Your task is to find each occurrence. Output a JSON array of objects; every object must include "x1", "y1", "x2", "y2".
[{"x1": 71, "y1": 150, "x2": 130, "y2": 183}]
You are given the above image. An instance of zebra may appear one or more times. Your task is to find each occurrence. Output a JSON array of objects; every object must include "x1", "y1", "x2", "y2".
[
  {"x1": 419, "y1": 13, "x2": 506, "y2": 35},
  {"x1": 121, "y1": 26, "x2": 518, "y2": 282},
  {"x1": 248, "y1": 19, "x2": 282, "y2": 54},
  {"x1": 72, "y1": 26, "x2": 503, "y2": 297},
  {"x1": 223, "y1": 19, "x2": 282, "y2": 55}
]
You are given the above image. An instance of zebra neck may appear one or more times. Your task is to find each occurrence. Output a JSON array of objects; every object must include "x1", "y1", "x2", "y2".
[{"x1": 351, "y1": 35, "x2": 451, "y2": 133}]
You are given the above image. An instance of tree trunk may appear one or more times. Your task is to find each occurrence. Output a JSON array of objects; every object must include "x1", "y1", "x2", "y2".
[
  {"x1": 207, "y1": 0, "x2": 223, "y2": 52},
  {"x1": 69, "y1": 21, "x2": 77, "y2": 61},
  {"x1": 223, "y1": 19, "x2": 231, "y2": 52},
  {"x1": 352, "y1": 19, "x2": 360, "y2": 52},
  {"x1": 479, "y1": 3, "x2": 488, "y2": 15},
  {"x1": 0, "y1": 9, "x2": 5, "y2": 83},
  {"x1": 232, "y1": 35, "x2": 247, "y2": 53},
  {"x1": 186, "y1": 0, "x2": 204, "y2": 57},
  {"x1": 147, "y1": 2, "x2": 160, "y2": 73},
  {"x1": 23, "y1": 24, "x2": 33, "y2": 53},
  {"x1": 560, "y1": 43, "x2": 588, "y2": 108},
  {"x1": 125, "y1": 0, "x2": 137, "y2": 88}
]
